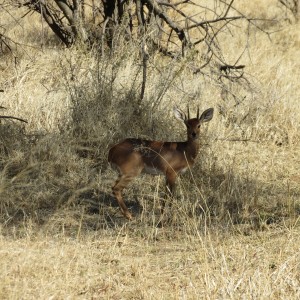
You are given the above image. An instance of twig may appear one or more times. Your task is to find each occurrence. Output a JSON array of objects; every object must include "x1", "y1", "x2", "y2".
[
  {"x1": 215, "y1": 138, "x2": 259, "y2": 143},
  {"x1": 0, "y1": 116, "x2": 28, "y2": 123}
]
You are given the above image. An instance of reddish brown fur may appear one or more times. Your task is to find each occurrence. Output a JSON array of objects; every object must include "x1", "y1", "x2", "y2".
[{"x1": 108, "y1": 107, "x2": 214, "y2": 220}]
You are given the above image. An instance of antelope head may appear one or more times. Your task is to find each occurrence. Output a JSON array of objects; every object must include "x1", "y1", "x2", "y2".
[{"x1": 173, "y1": 106, "x2": 214, "y2": 141}]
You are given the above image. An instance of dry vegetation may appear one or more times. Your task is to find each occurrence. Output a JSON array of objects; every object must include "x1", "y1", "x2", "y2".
[
  {"x1": 0, "y1": 0, "x2": 300, "y2": 298},
  {"x1": 1, "y1": 228, "x2": 300, "y2": 299}
]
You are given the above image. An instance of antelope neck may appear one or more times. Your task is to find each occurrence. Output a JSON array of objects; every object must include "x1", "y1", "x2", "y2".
[{"x1": 185, "y1": 137, "x2": 200, "y2": 162}]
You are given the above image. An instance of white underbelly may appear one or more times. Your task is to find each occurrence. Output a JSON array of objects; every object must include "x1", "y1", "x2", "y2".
[
  {"x1": 143, "y1": 165, "x2": 164, "y2": 175},
  {"x1": 180, "y1": 167, "x2": 188, "y2": 174},
  {"x1": 143, "y1": 166, "x2": 188, "y2": 175}
]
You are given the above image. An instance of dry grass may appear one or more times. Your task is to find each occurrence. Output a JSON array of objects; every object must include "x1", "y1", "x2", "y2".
[
  {"x1": 0, "y1": 1, "x2": 300, "y2": 298},
  {"x1": 0, "y1": 227, "x2": 299, "y2": 299}
]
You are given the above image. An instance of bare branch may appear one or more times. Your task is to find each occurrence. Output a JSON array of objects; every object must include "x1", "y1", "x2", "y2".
[
  {"x1": 143, "y1": 0, "x2": 187, "y2": 46},
  {"x1": 23, "y1": 0, "x2": 74, "y2": 46},
  {"x1": 55, "y1": 0, "x2": 74, "y2": 25},
  {"x1": 187, "y1": 15, "x2": 245, "y2": 30},
  {"x1": 157, "y1": 0, "x2": 190, "y2": 7},
  {"x1": 223, "y1": 0, "x2": 235, "y2": 18}
]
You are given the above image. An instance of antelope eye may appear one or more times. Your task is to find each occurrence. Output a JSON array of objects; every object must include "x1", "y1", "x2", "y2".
[{"x1": 197, "y1": 124, "x2": 201, "y2": 128}]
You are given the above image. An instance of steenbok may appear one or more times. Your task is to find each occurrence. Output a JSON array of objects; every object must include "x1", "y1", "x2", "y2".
[{"x1": 108, "y1": 106, "x2": 214, "y2": 220}]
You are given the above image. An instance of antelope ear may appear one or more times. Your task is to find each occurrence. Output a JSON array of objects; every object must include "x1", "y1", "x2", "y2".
[
  {"x1": 173, "y1": 107, "x2": 186, "y2": 122},
  {"x1": 199, "y1": 108, "x2": 214, "y2": 122}
]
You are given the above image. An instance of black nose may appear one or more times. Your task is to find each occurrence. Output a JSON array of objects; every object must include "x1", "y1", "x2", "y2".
[{"x1": 192, "y1": 132, "x2": 196, "y2": 138}]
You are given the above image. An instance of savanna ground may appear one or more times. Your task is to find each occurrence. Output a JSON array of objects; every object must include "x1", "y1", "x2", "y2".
[{"x1": 1, "y1": 0, "x2": 300, "y2": 298}]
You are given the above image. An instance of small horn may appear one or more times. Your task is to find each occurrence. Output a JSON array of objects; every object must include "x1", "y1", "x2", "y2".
[
  {"x1": 187, "y1": 105, "x2": 190, "y2": 120},
  {"x1": 197, "y1": 106, "x2": 200, "y2": 119}
]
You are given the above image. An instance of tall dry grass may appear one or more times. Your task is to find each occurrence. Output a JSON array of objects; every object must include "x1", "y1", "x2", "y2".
[{"x1": 0, "y1": 1, "x2": 300, "y2": 298}]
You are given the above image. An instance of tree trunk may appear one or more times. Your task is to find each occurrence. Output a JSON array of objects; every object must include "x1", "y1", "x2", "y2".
[{"x1": 102, "y1": 0, "x2": 116, "y2": 48}]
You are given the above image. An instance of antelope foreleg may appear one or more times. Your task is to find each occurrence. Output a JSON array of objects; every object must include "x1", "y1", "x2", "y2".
[{"x1": 161, "y1": 172, "x2": 177, "y2": 215}]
